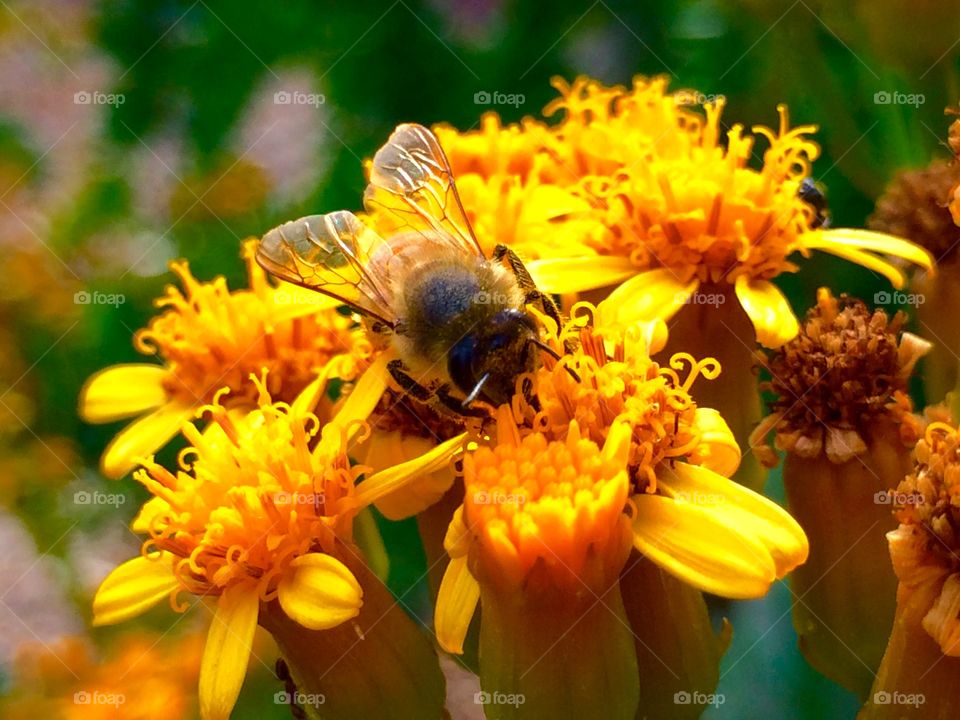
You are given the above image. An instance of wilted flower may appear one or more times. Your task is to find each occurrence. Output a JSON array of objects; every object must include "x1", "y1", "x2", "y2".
[
  {"x1": 861, "y1": 420, "x2": 960, "y2": 718},
  {"x1": 752, "y1": 288, "x2": 930, "y2": 697}
]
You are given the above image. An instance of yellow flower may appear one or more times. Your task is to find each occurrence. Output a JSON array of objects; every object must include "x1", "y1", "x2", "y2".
[
  {"x1": 0, "y1": 632, "x2": 203, "y2": 720},
  {"x1": 432, "y1": 314, "x2": 806, "y2": 718},
  {"x1": 429, "y1": 76, "x2": 934, "y2": 348},
  {"x1": 91, "y1": 374, "x2": 463, "y2": 720},
  {"x1": 79, "y1": 240, "x2": 372, "y2": 479}
]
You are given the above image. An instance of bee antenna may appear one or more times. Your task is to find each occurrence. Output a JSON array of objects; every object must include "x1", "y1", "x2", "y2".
[
  {"x1": 462, "y1": 373, "x2": 491, "y2": 407},
  {"x1": 531, "y1": 339, "x2": 580, "y2": 382}
]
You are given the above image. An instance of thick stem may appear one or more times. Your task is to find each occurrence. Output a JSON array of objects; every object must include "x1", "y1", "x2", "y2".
[
  {"x1": 858, "y1": 583, "x2": 960, "y2": 720},
  {"x1": 477, "y1": 559, "x2": 639, "y2": 720},
  {"x1": 619, "y1": 551, "x2": 729, "y2": 720},
  {"x1": 260, "y1": 547, "x2": 446, "y2": 720},
  {"x1": 784, "y1": 426, "x2": 910, "y2": 698},
  {"x1": 915, "y1": 261, "x2": 960, "y2": 404},
  {"x1": 663, "y1": 284, "x2": 765, "y2": 491}
]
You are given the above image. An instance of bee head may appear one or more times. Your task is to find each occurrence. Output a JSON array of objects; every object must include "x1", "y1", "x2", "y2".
[{"x1": 448, "y1": 308, "x2": 539, "y2": 407}]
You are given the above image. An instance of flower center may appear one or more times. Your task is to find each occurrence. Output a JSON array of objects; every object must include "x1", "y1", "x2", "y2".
[{"x1": 135, "y1": 243, "x2": 369, "y2": 408}]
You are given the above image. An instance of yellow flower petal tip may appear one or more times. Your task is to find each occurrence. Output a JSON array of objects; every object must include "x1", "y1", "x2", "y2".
[
  {"x1": 92, "y1": 554, "x2": 179, "y2": 626},
  {"x1": 277, "y1": 553, "x2": 363, "y2": 631},
  {"x1": 435, "y1": 556, "x2": 480, "y2": 654}
]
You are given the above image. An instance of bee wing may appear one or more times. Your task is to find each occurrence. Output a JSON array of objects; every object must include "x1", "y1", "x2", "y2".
[
  {"x1": 256, "y1": 211, "x2": 398, "y2": 327},
  {"x1": 364, "y1": 123, "x2": 485, "y2": 259}
]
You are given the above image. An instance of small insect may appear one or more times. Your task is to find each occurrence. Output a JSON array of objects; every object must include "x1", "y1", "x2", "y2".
[
  {"x1": 798, "y1": 176, "x2": 831, "y2": 229},
  {"x1": 256, "y1": 123, "x2": 564, "y2": 415}
]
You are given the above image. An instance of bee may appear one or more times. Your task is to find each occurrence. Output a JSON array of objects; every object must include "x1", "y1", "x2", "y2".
[
  {"x1": 256, "y1": 123, "x2": 564, "y2": 415},
  {"x1": 798, "y1": 176, "x2": 831, "y2": 229}
]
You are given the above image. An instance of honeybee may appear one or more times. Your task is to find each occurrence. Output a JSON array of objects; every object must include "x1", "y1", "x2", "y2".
[{"x1": 256, "y1": 124, "x2": 564, "y2": 415}]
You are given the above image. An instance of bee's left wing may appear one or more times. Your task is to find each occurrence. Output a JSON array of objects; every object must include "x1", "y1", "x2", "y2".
[
  {"x1": 256, "y1": 211, "x2": 398, "y2": 328},
  {"x1": 363, "y1": 123, "x2": 485, "y2": 259}
]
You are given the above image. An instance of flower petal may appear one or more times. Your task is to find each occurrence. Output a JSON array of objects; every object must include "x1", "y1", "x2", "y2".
[
  {"x1": 527, "y1": 255, "x2": 639, "y2": 294},
  {"x1": 435, "y1": 556, "x2": 480, "y2": 655},
  {"x1": 277, "y1": 553, "x2": 363, "y2": 631},
  {"x1": 100, "y1": 402, "x2": 196, "y2": 479},
  {"x1": 353, "y1": 432, "x2": 467, "y2": 508},
  {"x1": 595, "y1": 269, "x2": 699, "y2": 329},
  {"x1": 686, "y1": 408, "x2": 741, "y2": 477},
  {"x1": 631, "y1": 493, "x2": 777, "y2": 599},
  {"x1": 658, "y1": 462, "x2": 809, "y2": 577},
  {"x1": 199, "y1": 584, "x2": 259, "y2": 720},
  {"x1": 333, "y1": 352, "x2": 390, "y2": 442},
  {"x1": 733, "y1": 276, "x2": 799, "y2": 348},
  {"x1": 79, "y1": 364, "x2": 169, "y2": 423},
  {"x1": 799, "y1": 228, "x2": 934, "y2": 289},
  {"x1": 92, "y1": 553, "x2": 179, "y2": 626}
]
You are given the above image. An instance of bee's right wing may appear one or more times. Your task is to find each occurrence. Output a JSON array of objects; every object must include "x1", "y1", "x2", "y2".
[
  {"x1": 256, "y1": 211, "x2": 398, "y2": 328},
  {"x1": 363, "y1": 123, "x2": 486, "y2": 259}
]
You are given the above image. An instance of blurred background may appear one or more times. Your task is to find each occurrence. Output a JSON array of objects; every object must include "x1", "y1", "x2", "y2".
[{"x1": 1, "y1": 0, "x2": 958, "y2": 717}]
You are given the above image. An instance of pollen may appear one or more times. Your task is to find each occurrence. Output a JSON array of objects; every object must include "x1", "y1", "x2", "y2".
[{"x1": 135, "y1": 240, "x2": 371, "y2": 408}]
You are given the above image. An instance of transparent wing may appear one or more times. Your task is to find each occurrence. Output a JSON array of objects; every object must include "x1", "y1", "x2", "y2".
[
  {"x1": 256, "y1": 211, "x2": 397, "y2": 327},
  {"x1": 363, "y1": 123, "x2": 485, "y2": 258}
]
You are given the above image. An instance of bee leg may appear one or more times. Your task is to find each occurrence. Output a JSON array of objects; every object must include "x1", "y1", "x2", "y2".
[
  {"x1": 493, "y1": 244, "x2": 563, "y2": 332},
  {"x1": 386, "y1": 359, "x2": 433, "y2": 403},
  {"x1": 520, "y1": 376, "x2": 541, "y2": 412},
  {"x1": 436, "y1": 384, "x2": 490, "y2": 419}
]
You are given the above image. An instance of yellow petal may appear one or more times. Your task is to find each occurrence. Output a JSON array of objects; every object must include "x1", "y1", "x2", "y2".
[
  {"x1": 289, "y1": 365, "x2": 337, "y2": 418},
  {"x1": 100, "y1": 402, "x2": 196, "y2": 479},
  {"x1": 131, "y1": 496, "x2": 168, "y2": 534},
  {"x1": 365, "y1": 432, "x2": 457, "y2": 520},
  {"x1": 631, "y1": 493, "x2": 777, "y2": 599},
  {"x1": 333, "y1": 352, "x2": 390, "y2": 442},
  {"x1": 733, "y1": 276, "x2": 799, "y2": 348},
  {"x1": 658, "y1": 463, "x2": 809, "y2": 578},
  {"x1": 199, "y1": 584, "x2": 259, "y2": 720},
  {"x1": 79, "y1": 364, "x2": 169, "y2": 423},
  {"x1": 353, "y1": 432, "x2": 467, "y2": 508},
  {"x1": 92, "y1": 553, "x2": 179, "y2": 626},
  {"x1": 435, "y1": 556, "x2": 480, "y2": 655},
  {"x1": 527, "y1": 255, "x2": 639, "y2": 294},
  {"x1": 800, "y1": 228, "x2": 934, "y2": 288},
  {"x1": 595, "y1": 269, "x2": 699, "y2": 329},
  {"x1": 277, "y1": 553, "x2": 363, "y2": 631},
  {"x1": 686, "y1": 408, "x2": 741, "y2": 477}
]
